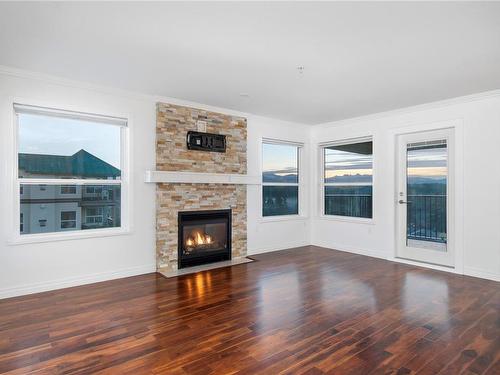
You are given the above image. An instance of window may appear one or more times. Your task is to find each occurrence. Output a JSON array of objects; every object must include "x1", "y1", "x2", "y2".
[
  {"x1": 85, "y1": 186, "x2": 103, "y2": 194},
  {"x1": 322, "y1": 139, "x2": 373, "y2": 219},
  {"x1": 60, "y1": 185, "x2": 77, "y2": 194},
  {"x1": 60, "y1": 211, "x2": 77, "y2": 229},
  {"x1": 84, "y1": 207, "x2": 104, "y2": 224},
  {"x1": 262, "y1": 141, "x2": 300, "y2": 217},
  {"x1": 16, "y1": 104, "x2": 126, "y2": 237},
  {"x1": 20, "y1": 213, "x2": 24, "y2": 233}
]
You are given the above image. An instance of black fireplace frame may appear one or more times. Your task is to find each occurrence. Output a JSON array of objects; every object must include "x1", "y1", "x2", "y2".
[{"x1": 178, "y1": 209, "x2": 232, "y2": 269}]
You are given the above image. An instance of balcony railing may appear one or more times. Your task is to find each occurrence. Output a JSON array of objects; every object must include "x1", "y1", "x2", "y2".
[
  {"x1": 81, "y1": 193, "x2": 117, "y2": 201},
  {"x1": 324, "y1": 194, "x2": 447, "y2": 244},
  {"x1": 324, "y1": 194, "x2": 372, "y2": 219},
  {"x1": 407, "y1": 195, "x2": 447, "y2": 243}
]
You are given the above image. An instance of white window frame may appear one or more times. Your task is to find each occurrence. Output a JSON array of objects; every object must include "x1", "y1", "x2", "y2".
[
  {"x1": 319, "y1": 136, "x2": 375, "y2": 224},
  {"x1": 60, "y1": 211, "x2": 77, "y2": 229},
  {"x1": 10, "y1": 103, "x2": 130, "y2": 244},
  {"x1": 261, "y1": 138, "x2": 304, "y2": 220}
]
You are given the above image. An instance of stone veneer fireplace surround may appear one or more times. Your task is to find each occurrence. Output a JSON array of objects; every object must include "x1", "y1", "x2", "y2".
[{"x1": 153, "y1": 102, "x2": 251, "y2": 274}]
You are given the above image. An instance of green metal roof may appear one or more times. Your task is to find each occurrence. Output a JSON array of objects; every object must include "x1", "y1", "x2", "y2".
[{"x1": 18, "y1": 150, "x2": 121, "y2": 178}]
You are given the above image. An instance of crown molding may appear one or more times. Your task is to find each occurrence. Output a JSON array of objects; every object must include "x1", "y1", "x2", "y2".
[
  {"x1": 0, "y1": 64, "x2": 153, "y2": 102},
  {"x1": 314, "y1": 89, "x2": 500, "y2": 128},
  {"x1": 0, "y1": 64, "x2": 308, "y2": 128}
]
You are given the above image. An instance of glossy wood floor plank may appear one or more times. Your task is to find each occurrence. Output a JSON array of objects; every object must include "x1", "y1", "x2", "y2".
[{"x1": 0, "y1": 246, "x2": 498, "y2": 374}]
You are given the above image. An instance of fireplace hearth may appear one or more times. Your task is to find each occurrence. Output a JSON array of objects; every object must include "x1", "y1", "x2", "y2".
[{"x1": 178, "y1": 209, "x2": 231, "y2": 269}]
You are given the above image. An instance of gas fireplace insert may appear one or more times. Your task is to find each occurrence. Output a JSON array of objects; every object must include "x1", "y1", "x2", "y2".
[{"x1": 178, "y1": 209, "x2": 231, "y2": 268}]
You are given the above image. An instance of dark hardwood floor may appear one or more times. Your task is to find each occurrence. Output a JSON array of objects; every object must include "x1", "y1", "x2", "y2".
[{"x1": 0, "y1": 246, "x2": 499, "y2": 374}]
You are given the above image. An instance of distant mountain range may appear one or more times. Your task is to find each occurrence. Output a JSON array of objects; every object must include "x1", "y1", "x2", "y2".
[
  {"x1": 324, "y1": 174, "x2": 372, "y2": 184},
  {"x1": 407, "y1": 176, "x2": 446, "y2": 184},
  {"x1": 263, "y1": 171, "x2": 298, "y2": 183},
  {"x1": 264, "y1": 172, "x2": 446, "y2": 185}
]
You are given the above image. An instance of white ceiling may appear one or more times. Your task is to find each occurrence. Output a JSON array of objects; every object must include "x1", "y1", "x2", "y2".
[{"x1": 0, "y1": 2, "x2": 499, "y2": 125}]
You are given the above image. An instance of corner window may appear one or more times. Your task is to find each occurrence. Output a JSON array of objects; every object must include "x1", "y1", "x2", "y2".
[
  {"x1": 262, "y1": 141, "x2": 301, "y2": 217},
  {"x1": 16, "y1": 104, "x2": 126, "y2": 236},
  {"x1": 322, "y1": 139, "x2": 373, "y2": 219}
]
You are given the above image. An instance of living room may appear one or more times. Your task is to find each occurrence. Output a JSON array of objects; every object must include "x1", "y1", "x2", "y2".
[{"x1": 0, "y1": 2, "x2": 499, "y2": 374}]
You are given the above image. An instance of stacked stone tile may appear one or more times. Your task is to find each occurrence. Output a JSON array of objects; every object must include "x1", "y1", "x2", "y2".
[{"x1": 156, "y1": 102, "x2": 247, "y2": 272}]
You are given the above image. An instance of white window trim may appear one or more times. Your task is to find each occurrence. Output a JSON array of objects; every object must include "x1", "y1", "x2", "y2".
[
  {"x1": 9, "y1": 103, "x2": 131, "y2": 245},
  {"x1": 260, "y1": 138, "x2": 306, "y2": 221},
  {"x1": 319, "y1": 136, "x2": 375, "y2": 224}
]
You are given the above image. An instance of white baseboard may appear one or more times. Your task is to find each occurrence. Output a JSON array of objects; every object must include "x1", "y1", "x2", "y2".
[
  {"x1": 312, "y1": 241, "x2": 388, "y2": 260},
  {"x1": 389, "y1": 256, "x2": 459, "y2": 274},
  {"x1": 0, "y1": 264, "x2": 156, "y2": 300},
  {"x1": 313, "y1": 242, "x2": 499, "y2": 283},
  {"x1": 247, "y1": 241, "x2": 310, "y2": 256},
  {"x1": 463, "y1": 267, "x2": 500, "y2": 282}
]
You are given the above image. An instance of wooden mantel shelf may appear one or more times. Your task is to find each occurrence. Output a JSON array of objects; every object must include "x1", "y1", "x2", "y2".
[{"x1": 145, "y1": 171, "x2": 261, "y2": 185}]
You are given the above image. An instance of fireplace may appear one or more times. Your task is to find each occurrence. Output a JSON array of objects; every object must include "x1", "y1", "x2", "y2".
[{"x1": 178, "y1": 209, "x2": 232, "y2": 269}]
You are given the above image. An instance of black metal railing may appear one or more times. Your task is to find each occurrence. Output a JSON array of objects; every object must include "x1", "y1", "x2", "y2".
[
  {"x1": 407, "y1": 195, "x2": 447, "y2": 243},
  {"x1": 324, "y1": 194, "x2": 447, "y2": 243},
  {"x1": 324, "y1": 194, "x2": 372, "y2": 218}
]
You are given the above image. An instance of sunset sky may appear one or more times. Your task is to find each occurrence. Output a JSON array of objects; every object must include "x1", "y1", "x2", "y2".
[
  {"x1": 323, "y1": 144, "x2": 447, "y2": 181},
  {"x1": 407, "y1": 146, "x2": 447, "y2": 178},
  {"x1": 324, "y1": 147, "x2": 372, "y2": 181},
  {"x1": 263, "y1": 142, "x2": 298, "y2": 176}
]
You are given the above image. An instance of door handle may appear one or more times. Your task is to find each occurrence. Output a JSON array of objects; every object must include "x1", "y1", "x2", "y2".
[{"x1": 398, "y1": 200, "x2": 412, "y2": 204}]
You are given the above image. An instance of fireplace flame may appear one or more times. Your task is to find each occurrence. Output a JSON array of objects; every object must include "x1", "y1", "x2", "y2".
[
  {"x1": 195, "y1": 231, "x2": 204, "y2": 245},
  {"x1": 186, "y1": 231, "x2": 213, "y2": 247}
]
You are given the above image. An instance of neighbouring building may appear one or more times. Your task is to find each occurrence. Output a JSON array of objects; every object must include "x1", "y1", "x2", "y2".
[{"x1": 19, "y1": 150, "x2": 121, "y2": 234}]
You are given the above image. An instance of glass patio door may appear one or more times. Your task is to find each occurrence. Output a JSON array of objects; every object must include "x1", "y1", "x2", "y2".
[{"x1": 396, "y1": 129, "x2": 454, "y2": 267}]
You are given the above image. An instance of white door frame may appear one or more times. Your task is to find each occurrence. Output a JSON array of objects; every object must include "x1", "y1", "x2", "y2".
[
  {"x1": 396, "y1": 128, "x2": 454, "y2": 267},
  {"x1": 389, "y1": 119, "x2": 464, "y2": 275}
]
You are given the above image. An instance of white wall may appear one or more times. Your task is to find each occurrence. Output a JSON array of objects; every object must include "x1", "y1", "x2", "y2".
[
  {"x1": 246, "y1": 116, "x2": 311, "y2": 254},
  {"x1": 0, "y1": 67, "x2": 311, "y2": 298},
  {"x1": 310, "y1": 94, "x2": 500, "y2": 281}
]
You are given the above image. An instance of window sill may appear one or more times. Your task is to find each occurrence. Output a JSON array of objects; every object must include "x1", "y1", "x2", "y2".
[
  {"x1": 259, "y1": 215, "x2": 309, "y2": 223},
  {"x1": 316, "y1": 215, "x2": 375, "y2": 225},
  {"x1": 8, "y1": 227, "x2": 131, "y2": 245}
]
